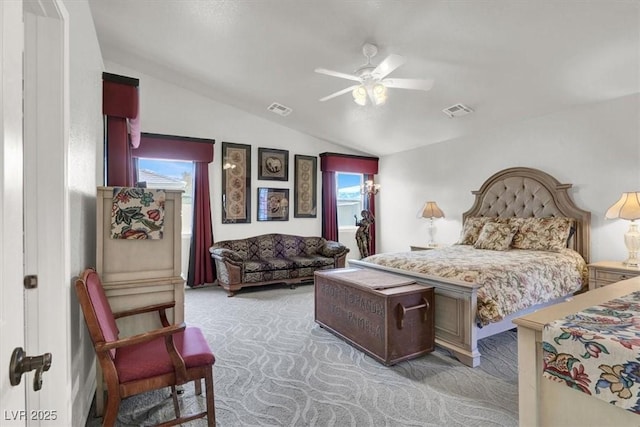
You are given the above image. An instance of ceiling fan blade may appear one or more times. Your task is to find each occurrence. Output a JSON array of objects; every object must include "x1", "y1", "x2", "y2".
[
  {"x1": 319, "y1": 85, "x2": 359, "y2": 102},
  {"x1": 382, "y1": 78, "x2": 434, "y2": 91},
  {"x1": 314, "y1": 68, "x2": 361, "y2": 82},
  {"x1": 373, "y1": 54, "x2": 406, "y2": 79}
]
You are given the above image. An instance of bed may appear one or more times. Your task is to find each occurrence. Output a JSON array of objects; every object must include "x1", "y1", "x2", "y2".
[{"x1": 349, "y1": 167, "x2": 591, "y2": 367}]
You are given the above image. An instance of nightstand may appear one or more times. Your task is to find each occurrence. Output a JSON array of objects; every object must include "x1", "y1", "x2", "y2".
[
  {"x1": 410, "y1": 245, "x2": 441, "y2": 251},
  {"x1": 588, "y1": 261, "x2": 640, "y2": 291}
]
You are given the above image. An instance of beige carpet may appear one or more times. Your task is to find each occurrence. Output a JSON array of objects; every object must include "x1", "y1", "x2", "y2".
[{"x1": 88, "y1": 282, "x2": 518, "y2": 426}]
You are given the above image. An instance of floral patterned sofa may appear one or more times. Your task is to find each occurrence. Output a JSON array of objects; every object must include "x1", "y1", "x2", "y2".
[{"x1": 209, "y1": 233, "x2": 349, "y2": 296}]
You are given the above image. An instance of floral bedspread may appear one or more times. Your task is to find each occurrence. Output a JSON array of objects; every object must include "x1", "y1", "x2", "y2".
[
  {"x1": 362, "y1": 245, "x2": 587, "y2": 325},
  {"x1": 542, "y1": 291, "x2": 640, "y2": 415}
]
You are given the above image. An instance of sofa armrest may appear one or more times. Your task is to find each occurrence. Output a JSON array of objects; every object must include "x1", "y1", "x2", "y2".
[
  {"x1": 209, "y1": 247, "x2": 244, "y2": 266},
  {"x1": 209, "y1": 248, "x2": 244, "y2": 288},
  {"x1": 319, "y1": 240, "x2": 349, "y2": 258}
]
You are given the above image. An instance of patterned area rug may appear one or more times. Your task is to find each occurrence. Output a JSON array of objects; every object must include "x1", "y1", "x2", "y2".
[{"x1": 88, "y1": 283, "x2": 518, "y2": 426}]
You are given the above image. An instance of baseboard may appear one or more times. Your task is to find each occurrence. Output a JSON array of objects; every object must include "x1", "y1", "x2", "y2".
[{"x1": 74, "y1": 359, "x2": 96, "y2": 426}]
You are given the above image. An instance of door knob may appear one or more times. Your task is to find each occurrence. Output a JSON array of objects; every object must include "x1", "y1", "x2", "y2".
[{"x1": 9, "y1": 347, "x2": 52, "y2": 391}]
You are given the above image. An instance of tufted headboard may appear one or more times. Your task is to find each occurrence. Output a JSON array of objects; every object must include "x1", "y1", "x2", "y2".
[{"x1": 463, "y1": 167, "x2": 591, "y2": 262}]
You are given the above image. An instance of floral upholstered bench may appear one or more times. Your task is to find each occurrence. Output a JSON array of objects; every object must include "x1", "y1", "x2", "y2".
[{"x1": 209, "y1": 233, "x2": 349, "y2": 296}]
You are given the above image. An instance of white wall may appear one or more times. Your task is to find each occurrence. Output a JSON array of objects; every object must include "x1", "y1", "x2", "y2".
[
  {"x1": 64, "y1": 0, "x2": 104, "y2": 425},
  {"x1": 377, "y1": 94, "x2": 640, "y2": 263},
  {"x1": 104, "y1": 61, "x2": 361, "y2": 244}
]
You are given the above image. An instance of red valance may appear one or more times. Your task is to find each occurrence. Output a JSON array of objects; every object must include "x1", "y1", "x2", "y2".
[
  {"x1": 134, "y1": 133, "x2": 214, "y2": 163},
  {"x1": 319, "y1": 152, "x2": 379, "y2": 174},
  {"x1": 102, "y1": 73, "x2": 139, "y2": 118},
  {"x1": 103, "y1": 72, "x2": 140, "y2": 186}
]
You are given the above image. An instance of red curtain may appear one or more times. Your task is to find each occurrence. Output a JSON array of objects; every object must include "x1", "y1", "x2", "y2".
[
  {"x1": 320, "y1": 153, "x2": 379, "y2": 253},
  {"x1": 187, "y1": 162, "x2": 215, "y2": 287},
  {"x1": 102, "y1": 73, "x2": 140, "y2": 186},
  {"x1": 321, "y1": 171, "x2": 338, "y2": 241}
]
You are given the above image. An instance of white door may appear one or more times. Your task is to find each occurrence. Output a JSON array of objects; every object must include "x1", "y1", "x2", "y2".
[
  {"x1": 1, "y1": 1, "x2": 70, "y2": 425},
  {"x1": 0, "y1": 2, "x2": 27, "y2": 425},
  {"x1": 23, "y1": 1, "x2": 71, "y2": 425}
]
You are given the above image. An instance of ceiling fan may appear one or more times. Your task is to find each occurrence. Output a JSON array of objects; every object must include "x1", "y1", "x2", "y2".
[{"x1": 315, "y1": 42, "x2": 434, "y2": 106}]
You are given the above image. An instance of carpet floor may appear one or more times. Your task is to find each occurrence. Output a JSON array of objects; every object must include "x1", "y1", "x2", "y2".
[{"x1": 87, "y1": 282, "x2": 518, "y2": 426}]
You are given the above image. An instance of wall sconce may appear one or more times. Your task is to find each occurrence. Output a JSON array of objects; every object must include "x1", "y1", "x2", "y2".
[
  {"x1": 420, "y1": 201, "x2": 445, "y2": 246},
  {"x1": 605, "y1": 192, "x2": 640, "y2": 267},
  {"x1": 360, "y1": 180, "x2": 381, "y2": 196}
]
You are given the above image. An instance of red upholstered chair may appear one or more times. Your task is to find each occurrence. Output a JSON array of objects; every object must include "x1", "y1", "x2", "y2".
[{"x1": 75, "y1": 268, "x2": 215, "y2": 426}]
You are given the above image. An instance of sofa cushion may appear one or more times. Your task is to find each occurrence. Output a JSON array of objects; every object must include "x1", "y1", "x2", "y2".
[
  {"x1": 302, "y1": 237, "x2": 324, "y2": 255},
  {"x1": 217, "y1": 240, "x2": 249, "y2": 259},
  {"x1": 288, "y1": 255, "x2": 335, "y2": 269},
  {"x1": 279, "y1": 235, "x2": 305, "y2": 257},
  {"x1": 244, "y1": 268, "x2": 299, "y2": 284},
  {"x1": 244, "y1": 257, "x2": 296, "y2": 273}
]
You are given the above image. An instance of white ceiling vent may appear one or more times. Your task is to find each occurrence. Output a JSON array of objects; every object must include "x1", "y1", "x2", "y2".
[
  {"x1": 267, "y1": 102, "x2": 292, "y2": 117},
  {"x1": 442, "y1": 103, "x2": 473, "y2": 118}
]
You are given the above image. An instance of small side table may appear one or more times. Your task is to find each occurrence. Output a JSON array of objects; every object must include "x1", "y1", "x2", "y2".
[
  {"x1": 588, "y1": 261, "x2": 640, "y2": 291},
  {"x1": 410, "y1": 245, "x2": 441, "y2": 251}
]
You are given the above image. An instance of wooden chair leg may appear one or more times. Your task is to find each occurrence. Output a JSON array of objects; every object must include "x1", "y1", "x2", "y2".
[
  {"x1": 102, "y1": 394, "x2": 120, "y2": 427},
  {"x1": 170, "y1": 385, "x2": 181, "y2": 419},
  {"x1": 204, "y1": 369, "x2": 215, "y2": 427},
  {"x1": 194, "y1": 378, "x2": 202, "y2": 395}
]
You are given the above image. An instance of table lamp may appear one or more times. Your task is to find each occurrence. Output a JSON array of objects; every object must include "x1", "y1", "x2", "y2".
[
  {"x1": 605, "y1": 192, "x2": 640, "y2": 267},
  {"x1": 421, "y1": 201, "x2": 445, "y2": 246}
]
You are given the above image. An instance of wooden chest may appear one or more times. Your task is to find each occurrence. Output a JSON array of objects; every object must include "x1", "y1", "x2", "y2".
[{"x1": 314, "y1": 268, "x2": 435, "y2": 366}]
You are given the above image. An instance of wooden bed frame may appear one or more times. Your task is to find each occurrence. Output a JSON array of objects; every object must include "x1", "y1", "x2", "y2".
[{"x1": 349, "y1": 167, "x2": 591, "y2": 367}]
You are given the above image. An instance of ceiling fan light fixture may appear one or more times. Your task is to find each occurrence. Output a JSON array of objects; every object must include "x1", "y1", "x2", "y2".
[
  {"x1": 316, "y1": 42, "x2": 433, "y2": 105},
  {"x1": 352, "y1": 85, "x2": 368, "y2": 106},
  {"x1": 372, "y1": 83, "x2": 387, "y2": 105}
]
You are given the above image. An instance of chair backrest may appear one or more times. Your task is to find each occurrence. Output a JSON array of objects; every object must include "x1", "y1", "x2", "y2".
[{"x1": 75, "y1": 269, "x2": 120, "y2": 358}]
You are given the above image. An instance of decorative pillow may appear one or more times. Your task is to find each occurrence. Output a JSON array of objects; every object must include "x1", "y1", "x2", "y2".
[
  {"x1": 474, "y1": 222, "x2": 518, "y2": 251},
  {"x1": 457, "y1": 217, "x2": 494, "y2": 245},
  {"x1": 511, "y1": 217, "x2": 573, "y2": 252},
  {"x1": 508, "y1": 217, "x2": 525, "y2": 230}
]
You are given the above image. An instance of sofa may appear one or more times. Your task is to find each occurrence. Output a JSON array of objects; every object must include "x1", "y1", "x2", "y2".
[{"x1": 209, "y1": 233, "x2": 349, "y2": 296}]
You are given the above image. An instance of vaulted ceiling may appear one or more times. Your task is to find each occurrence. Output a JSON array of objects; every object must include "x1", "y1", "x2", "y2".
[{"x1": 89, "y1": 1, "x2": 639, "y2": 156}]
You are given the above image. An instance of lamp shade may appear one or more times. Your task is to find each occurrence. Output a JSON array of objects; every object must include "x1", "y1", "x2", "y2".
[
  {"x1": 605, "y1": 192, "x2": 640, "y2": 220},
  {"x1": 421, "y1": 201, "x2": 445, "y2": 219}
]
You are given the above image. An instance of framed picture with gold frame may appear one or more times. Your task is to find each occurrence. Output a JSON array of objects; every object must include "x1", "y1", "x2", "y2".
[
  {"x1": 294, "y1": 155, "x2": 317, "y2": 218},
  {"x1": 258, "y1": 148, "x2": 289, "y2": 181},
  {"x1": 221, "y1": 141, "x2": 251, "y2": 224}
]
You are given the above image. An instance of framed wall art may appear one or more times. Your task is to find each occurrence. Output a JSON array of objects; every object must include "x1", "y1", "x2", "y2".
[
  {"x1": 257, "y1": 187, "x2": 289, "y2": 221},
  {"x1": 258, "y1": 148, "x2": 288, "y2": 181},
  {"x1": 221, "y1": 141, "x2": 251, "y2": 223},
  {"x1": 294, "y1": 155, "x2": 317, "y2": 218}
]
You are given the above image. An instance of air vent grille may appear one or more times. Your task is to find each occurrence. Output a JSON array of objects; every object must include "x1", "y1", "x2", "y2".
[
  {"x1": 443, "y1": 103, "x2": 473, "y2": 118},
  {"x1": 267, "y1": 102, "x2": 292, "y2": 117}
]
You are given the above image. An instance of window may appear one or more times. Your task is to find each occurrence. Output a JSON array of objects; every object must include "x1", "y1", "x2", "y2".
[
  {"x1": 336, "y1": 172, "x2": 363, "y2": 228},
  {"x1": 137, "y1": 158, "x2": 194, "y2": 234},
  {"x1": 137, "y1": 158, "x2": 194, "y2": 279}
]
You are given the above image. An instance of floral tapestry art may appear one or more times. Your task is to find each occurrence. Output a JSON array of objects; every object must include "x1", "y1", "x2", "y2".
[{"x1": 111, "y1": 187, "x2": 165, "y2": 239}]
